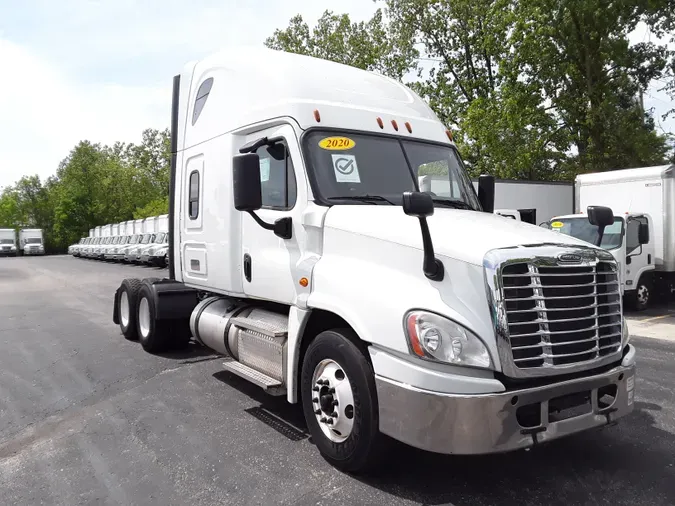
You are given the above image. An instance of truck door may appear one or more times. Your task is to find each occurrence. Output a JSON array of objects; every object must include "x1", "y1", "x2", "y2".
[
  {"x1": 625, "y1": 215, "x2": 653, "y2": 291},
  {"x1": 239, "y1": 125, "x2": 306, "y2": 304}
]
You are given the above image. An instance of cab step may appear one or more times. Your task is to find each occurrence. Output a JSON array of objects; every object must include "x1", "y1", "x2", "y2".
[{"x1": 222, "y1": 357, "x2": 286, "y2": 396}]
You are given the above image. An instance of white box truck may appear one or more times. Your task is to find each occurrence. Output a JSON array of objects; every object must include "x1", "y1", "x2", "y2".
[
  {"x1": 19, "y1": 229, "x2": 45, "y2": 256},
  {"x1": 0, "y1": 229, "x2": 17, "y2": 257},
  {"x1": 141, "y1": 214, "x2": 170, "y2": 266},
  {"x1": 112, "y1": 48, "x2": 636, "y2": 473},
  {"x1": 547, "y1": 164, "x2": 674, "y2": 310}
]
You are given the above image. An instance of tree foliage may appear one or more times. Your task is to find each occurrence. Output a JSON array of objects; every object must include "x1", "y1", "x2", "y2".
[
  {"x1": 0, "y1": 128, "x2": 170, "y2": 253},
  {"x1": 267, "y1": 1, "x2": 674, "y2": 179}
]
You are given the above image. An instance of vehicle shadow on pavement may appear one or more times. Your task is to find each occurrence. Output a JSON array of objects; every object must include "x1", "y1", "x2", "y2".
[
  {"x1": 212, "y1": 371, "x2": 309, "y2": 441},
  {"x1": 356, "y1": 402, "x2": 674, "y2": 506},
  {"x1": 153, "y1": 341, "x2": 221, "y2": 363}
]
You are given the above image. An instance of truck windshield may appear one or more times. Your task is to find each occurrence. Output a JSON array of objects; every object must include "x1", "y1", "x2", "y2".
[
  {"x1": 549, "y1": 217, "x2": 624, "y2": 250},
  {"x1": 141, "y1": 234, "x2": 155, "y2": 244},
  {"x1": 130, "y1": 235, "x2": 140, "y2": 244},
  {"x1": 0, "y1": 239, "x2": 13, "y2": 244},
  {"x1": 302, "y1": 131, "x2": 480, "y2": 209},
  {"x1": 155, "y1": 233, "x2": 166, "y2": 243},
  {"x1": 25, "y1": 238, "x2": 42, "y2": 244}
]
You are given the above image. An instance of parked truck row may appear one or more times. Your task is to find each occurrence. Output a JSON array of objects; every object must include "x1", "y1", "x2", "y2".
[
  {"x1": 110, "y1": 48, "x2": 635, "y2": 474},
  {"x1": 68, "y1": 214, "x2": 169, "y2": 267},
  {"x1": 0, "y1": 228, "x2": 45, "y2": 256}
]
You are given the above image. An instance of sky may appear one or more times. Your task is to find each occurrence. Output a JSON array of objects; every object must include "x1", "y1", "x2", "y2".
[{"x1": 0, "y1": 1, "x2": 672, "y2": 190}]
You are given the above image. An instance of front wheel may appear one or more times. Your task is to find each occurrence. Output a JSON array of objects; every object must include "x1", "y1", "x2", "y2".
[
  {"x1": 627, "y1": 275, "x2": 652, "y2": 311},
  {"x1": 301, "y1": 329, "x2": 386, "y2": 474}
]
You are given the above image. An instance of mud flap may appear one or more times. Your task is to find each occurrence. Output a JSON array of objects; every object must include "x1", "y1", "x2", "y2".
[{"x1": 112, "y1": 286, "x2": 121, "y2": 324}]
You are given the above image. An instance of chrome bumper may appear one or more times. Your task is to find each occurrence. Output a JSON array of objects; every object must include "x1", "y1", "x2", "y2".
[{"x1": 376, "y1": 345, "x2": 636, "y2": 455}]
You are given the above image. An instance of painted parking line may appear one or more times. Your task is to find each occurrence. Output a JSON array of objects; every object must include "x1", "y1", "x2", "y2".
[{"x1": 639, "y1": 314, "x2": 674, "y2": 323}]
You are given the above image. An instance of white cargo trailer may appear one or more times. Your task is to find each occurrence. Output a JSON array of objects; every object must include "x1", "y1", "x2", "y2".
[
  {"x1": 112, "y1": 47, "x2": 635, "y2": 473},
  {"x1": 474, "y1": 179, "x2": 573, "y2": 225},
  {"x1": 142, "y1": 216, "x2": 158, "y2": 234},
  {"x1": 420, "y1": 175, "x2": 573, "y2": 224},
  {"x1": 157, "y1": 214, "x2": 169, "y2": 233},
  {"x1": 133, "y1": 219, "x2": 144, "y2": 234},
  {"x1": 19, "y1": 229, "x2": 45, "y2": 256},
  {"x1": 0, "y1": 229, "x2": 17, "y2": 257}
]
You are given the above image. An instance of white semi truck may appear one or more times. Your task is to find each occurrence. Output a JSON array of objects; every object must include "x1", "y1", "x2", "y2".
[
  {"x1": 0, "y1": 229, "x2": 17, "y2": 257},
  {"x1": 112, "y1": 48, "x2": 636, "y2": 473},
  {"x1": 19, "y1": 229, "x2": 45, "y2": 256},
  {"x1": 548, "y1": 164, "x2": 675, "y2": 310},
  {"x1": 140, "y1": 214, "x2": 169, "y2": 266}
]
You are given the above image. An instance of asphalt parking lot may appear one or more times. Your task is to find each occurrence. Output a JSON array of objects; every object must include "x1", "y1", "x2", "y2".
[{"x1": 1, "y1": 255, "x2": 674, "y2": 506}]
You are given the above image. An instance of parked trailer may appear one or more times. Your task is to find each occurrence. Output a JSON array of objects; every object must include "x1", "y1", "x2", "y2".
[
  {"x1": 420, "y1": 175, "x2": 574, "y2": 224},
  {"x1": 0, "y1": 229, "x2": 17, "y2": 257},
  {"x1": 112, "y1": 47, "x2": 635, "y2": 474},
  {"x1": 19, "y1": 229, "x2": 45, "y2": 256}
]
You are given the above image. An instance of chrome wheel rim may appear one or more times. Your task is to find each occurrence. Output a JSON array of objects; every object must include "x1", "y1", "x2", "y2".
[
  {"x1": 311, "y1": 359, "x2": 355, "y2": 443},
  {"x1": 138, "y1": 297, "x2": 151, "y2": 338},
  {"x1": 120, "y1": 292, "x2": 130, "y2": 328}
]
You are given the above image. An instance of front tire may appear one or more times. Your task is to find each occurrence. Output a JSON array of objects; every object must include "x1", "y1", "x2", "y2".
[
  {"x1": 627, "y1": 275, "x2": 652, "y2": 311},
  {"x1": 301, "y1": 329, "x2": 386, "y2": 474}
]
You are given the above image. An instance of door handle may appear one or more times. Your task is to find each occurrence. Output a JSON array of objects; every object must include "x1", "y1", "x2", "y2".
[{"x1": 244, "y1": 254, "x2": 252, "y2": 282}]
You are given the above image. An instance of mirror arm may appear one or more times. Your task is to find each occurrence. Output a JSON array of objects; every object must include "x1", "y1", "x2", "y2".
[
  {"x1": 595, "y1": 225, "x2": 606, "y2": 247},
  {"x1": 247, "y1": 211, "x2": 274, "y2": 231},
  {"x1": 247, "y1": 211, "x2": 292, "y2": 240},
  {"x1": 418, "y1": 217, "x2": 444, "y2": 281}
]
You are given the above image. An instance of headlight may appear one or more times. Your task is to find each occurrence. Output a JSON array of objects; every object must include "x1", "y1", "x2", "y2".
[{"x1": 404, "y1": 310, "x2": 492, "y2": 369}]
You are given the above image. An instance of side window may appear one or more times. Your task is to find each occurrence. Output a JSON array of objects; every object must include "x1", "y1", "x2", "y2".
[
  {"x1": 255, "y1": 142, "x2": 297, "y2": 210},
  {"x1": 189, "y1": 171, "x2": 200, "y2": 219},
  {"x1": 192, "y1": 78, "x2": 214, "y2": 126},
  {"x1": 625, "y1": 219, "x2": 640, "y2": 254},
  {"x1": 626, "y1": 217, "x2": 647, "y2": 254}
]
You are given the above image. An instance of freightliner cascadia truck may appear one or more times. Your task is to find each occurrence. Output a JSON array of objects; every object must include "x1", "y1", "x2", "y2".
[{"x1": 112, "y1": 47, "x2": 636, "y2": 473}]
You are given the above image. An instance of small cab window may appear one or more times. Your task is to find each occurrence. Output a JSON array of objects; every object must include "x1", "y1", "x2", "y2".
[
  {"x1": 255, "y1": 142, "x2": 297, "y2": 210},
  {"x1": 192, "y1": 77, "x2": 214, "y2": 125},
  {"x1": 626, "y1": 216, "x2": 648, "y2": 254},
  {"x1": 189, "y1": 171, "x2": 200, "y2": 219}
]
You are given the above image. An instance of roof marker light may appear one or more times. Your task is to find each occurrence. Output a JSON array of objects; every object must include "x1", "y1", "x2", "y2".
[
  {"x1": 313, "y1": 109, "x2": 321, "y2": 122},
  {"x1": 391, "y1": 120, "x2": 399, "y2": 131},
  {"x1": 376, "y1": 117, "x2": 384, "y2": 129},
  {"x1": 405, "y1": 122, "x2": 412, "y2": 133}
]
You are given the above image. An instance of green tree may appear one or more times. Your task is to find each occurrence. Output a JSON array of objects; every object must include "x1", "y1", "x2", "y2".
[{"x1": 265, "y1": 9, "x2": 418, "y2": 80}]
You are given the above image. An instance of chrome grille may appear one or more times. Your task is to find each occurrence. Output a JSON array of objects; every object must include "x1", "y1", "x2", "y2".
[
  {"x1": 502, "y1": 262, "x2": 622, "y2": 369},
  {"x1": 484, "y1": 245, "x2": 624, "y2": 378}
]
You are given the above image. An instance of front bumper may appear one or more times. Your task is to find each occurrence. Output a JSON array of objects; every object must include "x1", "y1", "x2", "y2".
[
  {"x1": 24, "y1": 249, "x2": 44, "y2": 256},
  {"x1": 376, "y1": 344, "x2": 636, "y2": 455}
]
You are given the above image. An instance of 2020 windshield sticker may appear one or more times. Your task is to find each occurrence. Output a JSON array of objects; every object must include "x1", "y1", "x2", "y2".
[
  {"x1": 259, "y1": 158, "x2": 270, "y2": 182},
  {"x1": 319, "y1": 137, "x2": 356, "y2": 150},
  {"x1": 332, "y1": 154, "x2": 360, "y2": 183}
]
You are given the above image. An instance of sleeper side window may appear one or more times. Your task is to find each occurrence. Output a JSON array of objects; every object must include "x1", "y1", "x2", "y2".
[
  {"x1": 255, "y1": 142, "x2": 297, "y2": 210},
  {"x1": 192, "y1": 78, "x2": 213, "y2": 126},
  {"x1": 189, "y1": 171, "x2": 200, "y2": 219}
]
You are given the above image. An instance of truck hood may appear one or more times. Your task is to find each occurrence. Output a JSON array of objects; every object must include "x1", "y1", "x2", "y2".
[{"x1": 323, "y1": 206, "x2": 594, "y2": 266}]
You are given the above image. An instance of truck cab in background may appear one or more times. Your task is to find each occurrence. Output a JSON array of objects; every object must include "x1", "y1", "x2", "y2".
[
  {"x1": 19, "y1": 229, "x2": 45, "y2": 256},
  {"x1": 0, "y1": 229, "x2": 17, "y2": 256},
  {"x1": 546, "y1": 212, "x2": 655, "y2": 310},
  {"x1": 111, "y1": 48, "x2": 636, "y2": 473}
]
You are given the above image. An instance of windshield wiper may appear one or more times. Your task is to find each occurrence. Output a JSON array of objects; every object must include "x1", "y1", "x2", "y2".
[
  {"x1": 327, "y1": 195, "x2": 395, "y2": 205},
  {"x1": 430, "y1": 198, "x2": 472, "y2": 210}
]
